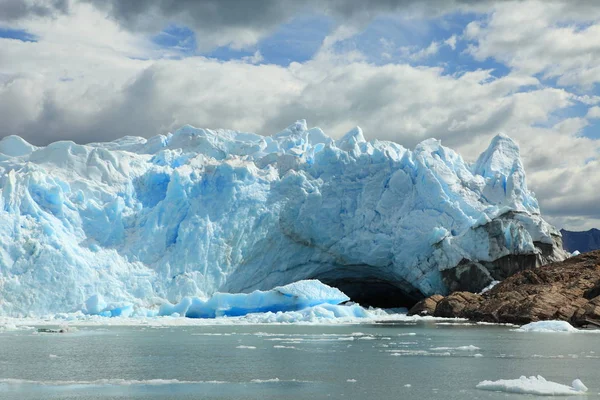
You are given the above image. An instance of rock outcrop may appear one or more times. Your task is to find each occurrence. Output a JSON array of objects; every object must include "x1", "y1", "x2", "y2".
[{"x1": 408, "y1": 251, "x2": 600, "y2": 327}]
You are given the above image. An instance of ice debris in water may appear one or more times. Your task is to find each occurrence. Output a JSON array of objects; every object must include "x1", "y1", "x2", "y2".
[
  {"x1": 156, "y1": 279, "x2": 349, "y2": 318},
  {"x1": 0, "y1": 121, "x2": 565, "y2": 316},
  {"x1": 516, "y1": 321, "x2": 579, "y2": 333},
  {"x1": 476, "y1": 375, "x2": 587, "y2": 396}
]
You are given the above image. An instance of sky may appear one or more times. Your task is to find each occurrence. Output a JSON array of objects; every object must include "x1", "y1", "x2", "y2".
[{"x1": 1, "y1": 0, "x2": 600, "y2": 231}]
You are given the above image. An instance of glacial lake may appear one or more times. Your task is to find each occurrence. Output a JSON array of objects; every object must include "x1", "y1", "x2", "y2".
[{"x1": 1, "y1": 320, "x2": 599, "y2": 400}]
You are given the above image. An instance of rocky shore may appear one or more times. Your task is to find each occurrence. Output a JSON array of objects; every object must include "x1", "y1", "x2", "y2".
[{"x1": 408, "y1": 251, "x2": 600, "y2": 327}]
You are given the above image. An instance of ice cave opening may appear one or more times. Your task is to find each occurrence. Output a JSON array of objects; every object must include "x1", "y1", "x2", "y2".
[{"x1": 316, "y1": 276, "x2": 424, "y2": 309}]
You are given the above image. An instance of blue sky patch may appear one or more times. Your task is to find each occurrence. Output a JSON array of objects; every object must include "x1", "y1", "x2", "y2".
[
  {"x1": 257, "y1": 14, "x2": 332, "y2": 65},
  {"x1": 152, "y1": 25, "x2": 197, "y2": 56},
  {"x1": 0, "y1": 28, "x2": 37, "y2": 42},
  {"x1": 202, "y1": 14, "x2": 333, "y2": 65}
]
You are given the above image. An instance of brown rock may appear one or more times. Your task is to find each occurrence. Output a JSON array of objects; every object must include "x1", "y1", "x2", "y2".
[
  {"x1": 429, "y1": 250, "x2": 600, "y2": 327},
  {"x1": 572, "y1": 296, "x2": 600, "y2": 326},
  {"x1": 407, "y1": 294, "x2": 444, "y2": 316},
  {"x1": 435, "y1": 292, "x2": 483, "y2": 318}
]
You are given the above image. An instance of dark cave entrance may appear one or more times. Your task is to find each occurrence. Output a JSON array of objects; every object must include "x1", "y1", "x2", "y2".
[{"x1": 317, "y1": 276, "x2": 424, "y2": 309}]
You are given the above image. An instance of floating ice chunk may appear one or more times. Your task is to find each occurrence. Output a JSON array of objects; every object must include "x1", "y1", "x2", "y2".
[
  {"x1": 571, "y1": 250, "x2": 581, "y2": 257},
  {"x1": 516, "y1": 321, "x2": 579, "y2": 333},
  {"x1": 430, "y1": 345, "x2": 480, "y2": 351},
  {"x1": 476, "y1": 375, "x2": 587, "y2": 396},
  {"x1": 0, "y1": 322, "x2": 18, "y2": 332},
  {"x1": 250, "y1": 378, "x2": 280, "y2": 383},
  {"x1": 229, "y1": 303, "x2": 383, "y2": 324},
  {"x1": 159, "y1": 280, "x2": 349, "y2": 318},
  {"x1": 571, "y1": 379, "x2": 588, "y2": 392}
]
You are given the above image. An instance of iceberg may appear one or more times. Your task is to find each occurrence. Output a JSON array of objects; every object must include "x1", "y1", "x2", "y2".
[
  {"x1": 157, "y1": 280, "x2": 349, "y2": 318},
  {"x1": 516, "y1": 321, "x2": 580, "y2": 333},
  {"x1": 0, "y1": 121, "x2": 567, "y2": 316},
  {"x1": 476, "y1": 375, "x2": 587, "y2": 396}
]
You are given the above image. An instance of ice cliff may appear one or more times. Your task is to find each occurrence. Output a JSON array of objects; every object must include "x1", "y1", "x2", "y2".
[{"x1": 0, "y1": 120, "x2": 567, "y2": 316}]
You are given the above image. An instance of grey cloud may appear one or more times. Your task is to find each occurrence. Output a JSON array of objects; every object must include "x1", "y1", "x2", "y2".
[
  {"x1": 0, "y1": 0, "x2": 69, "y2": 22},
  {"x1": 81, "y1": 0, "x2": 490, "y2": 49},
  {"x1": 85, "y1": 0, "x2": 301, "y2": 35},
  {"x1": 12, "y1": 68, "x2": 174, "y2": 146},
  {"x1": 542, "y1": 197, "x2": 600, "y2": 219}
]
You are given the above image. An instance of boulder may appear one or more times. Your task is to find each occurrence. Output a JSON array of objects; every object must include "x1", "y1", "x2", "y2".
[
  {"x1": 434, "y1": 292, "x2": 483, "y2": 318},
  {"x1": 407, "y1": 294, "x2": 444, "y2": 316}
]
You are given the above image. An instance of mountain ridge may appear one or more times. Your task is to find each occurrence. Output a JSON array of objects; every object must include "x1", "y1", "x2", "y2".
[{"x1": 561, "y1": 229, "x2": 600, "y2": 253}]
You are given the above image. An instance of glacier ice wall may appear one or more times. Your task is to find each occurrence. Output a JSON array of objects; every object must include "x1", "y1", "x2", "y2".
[{"x1": 0, "y1": 121, "x2": 566, "y2": 316}]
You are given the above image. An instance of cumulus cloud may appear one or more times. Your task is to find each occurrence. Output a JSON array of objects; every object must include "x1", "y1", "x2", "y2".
[
  {"x1": 587, "y1": 106, "x2": 600, "y2": 119},
  {"x1": 409, "y1": 40, "x2": 441, "y2": 60},
  {"x1": 0, "y1": 0, "x2": 599, "y2": 229},
  {"x1": 465, "y1": 0, "x2": 600, "y2": 88}
]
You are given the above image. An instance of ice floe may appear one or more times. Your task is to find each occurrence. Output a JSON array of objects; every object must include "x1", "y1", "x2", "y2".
[{"x1": 476, "y1": 375, "x2": 587, "y2": 396}]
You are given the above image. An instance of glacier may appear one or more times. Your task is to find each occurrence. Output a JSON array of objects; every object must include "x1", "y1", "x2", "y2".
[{"x1": 0, "y1": 120, "x2": 567, "y2": 317}]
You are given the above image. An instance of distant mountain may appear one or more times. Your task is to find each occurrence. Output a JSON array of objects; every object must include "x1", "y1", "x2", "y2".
[{"x1": 561, "y1": 229, "x2": 600, "y2": 253}]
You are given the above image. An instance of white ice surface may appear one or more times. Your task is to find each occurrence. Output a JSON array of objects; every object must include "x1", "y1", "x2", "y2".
[
  {"x1": 516, "y1": 321, "x2": 580, "y2": 333},
  {"x1": 476, "y1": 375, "x2": 587, "y2": 396},
  {"x1": 0, "y1": 310, "x2": 464, "y2": 328}
]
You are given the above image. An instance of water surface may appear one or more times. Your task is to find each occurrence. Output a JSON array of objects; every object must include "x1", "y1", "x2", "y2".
[{"x1": 1, "y1": 321, "x2": 598, "y2": 399}]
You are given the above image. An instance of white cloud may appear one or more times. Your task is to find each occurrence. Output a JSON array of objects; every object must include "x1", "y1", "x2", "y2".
[
  {"x1": 242, "y1": 50, "x2": 264, "y2": 64},
  {"x1": 465, "y1": 0, "x2": 600, "y2": 88},
  {"x1": 409, "y1": 40, "x2": 441, "y2": 60},
  {"x1": 444, "y1": 34, "x2": 457, "y2": 50},
  {"x1": 587, "y1": 106, "x2": 600, "y2": 119},
  {"x1": 408, "y1": 34, "x2": 459, "y2": 61},
  {"x1": 0, "y1": 0, "x2": 599, "y2": 230},
  {"x1": 6, "y1": 2, "x2": 159, "y2": 58}
]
